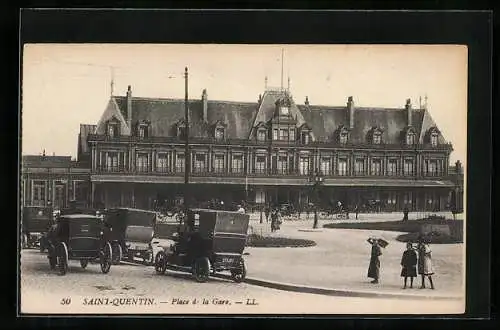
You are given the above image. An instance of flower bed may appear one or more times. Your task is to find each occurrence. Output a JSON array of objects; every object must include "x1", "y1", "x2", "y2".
[
  {"x1": 396, "y1": 231, "x2": 462, "y2": 244},
  {"x1": 246, "y1": 234, "x2": 316, "y2": 248}
]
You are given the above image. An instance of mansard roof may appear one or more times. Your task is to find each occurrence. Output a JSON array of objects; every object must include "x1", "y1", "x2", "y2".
[{"x1": 103, "y1": 88, "x2": 448, "y2": 145}]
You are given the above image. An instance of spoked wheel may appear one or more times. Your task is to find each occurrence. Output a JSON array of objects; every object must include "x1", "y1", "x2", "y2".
[
  {"x1": 57, "y1": 242, "x2": 68, "y2": 276},
  {"x1": 111, "y1": 243, "x2": 122, "y2": 265},
  {"x1": 80, "y1": 259, "x2": 88, "y2": 269},
  {"x1": 100, "y1": 242, "x2": 112, "y2": 274},
  {"x1": 230, "y1": 258, "x2": 247, "y2": 283},
  {"x1": 192, "y1": 257, "x2": 210, "y2": 283},
  {"x1": 48, "y1": 245, "x2": 57, "y2": 270},
  {"x1": 154, "y1": 251, "x2": 167, "y2": 275}
]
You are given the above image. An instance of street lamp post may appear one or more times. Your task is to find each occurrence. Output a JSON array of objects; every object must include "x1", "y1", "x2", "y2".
[
  {"x1": 309, "y1": 169, "x2": 324, "y2": 229},
  {"x1": 183, "y1": 67, "x2": 190, "y2": 219}
]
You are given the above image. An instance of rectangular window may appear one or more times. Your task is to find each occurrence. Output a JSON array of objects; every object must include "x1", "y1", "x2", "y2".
[
  {"x1": 387, "y1": 192, "x2": 397, "y2": 206},
  {"x1": 54, "y1": 182, "x2": 65, "y2": 208},
  {"x1": 371, "y1": 159, "x2": 382, "y2": 176},
  {"x1": 257, "y1": 130, "x2": 266, "y2": 141},
  {"x1": 289, "y1": 129, "x2": 295, "y2": 141},
  {"x1": 279, "y1": 129, "x2": 289, "y2": 141},
  {"x1": 107, "y1": 124, "x2": 118, "y2": 137},
  {"x1": 138, "y1": 125, "x2": 148, "y2": 138},
  {"x1": 106, "y1": 152, "x2": 119, "y2": 172},
  {"x1": 255, "y1": 190, "x2": 265, "y2": 204},
  {"x1": 277, "y1": 155, "x2": 288, "y2": 174},
  {"x1": 302, "y1": 132, "x2": 310, "y2": 144},
  {"x1": 404, "y1": 192, "x2": 413, "y2": 206},
  {"x1": 255, "y1": 155, "x2": 266, "y2": 174},
  {"x1": 178, "y1": 127, "x2": 187, "y2": 140},
  {"x1": 136, "y1": 153, "x2": 149, "y2": 172},
  {"x1": 299, "y1": 156, "x2": 310, "y2": 175},
  {"x1": 176, "y1": 154, "x2": 185, "y2": 173},
  {"x1": 320, "y1": 157, "x2": 331, "y2": 175},
  {"x1": 387, "y1": 159, "x2": 398, "y2": 176},
  {"x1": 73, "y1": 180, "x2": 87, "y2": 202},
  {"x1": 273, "y1": 129, "x2": 278, "y2": 141},
  {"x1": 373, "y1": 133, "x2": 381, "y2": 144},
  {"x1": 194, "y1": 154, "x2": 207, "y2": 173},
  {"x1": 156, "y1": 154, "x2": 169, "y2": 173},
  {"x1": 231, "y1": 154, "x2": 244, "y2": 174},
  {"x1": 337, "y1": 158, "x2": 348, "y2": 176},
  {"x1": 404, "y1": 159, "x2": 414, "y2": 176},
  {"x1": 33, "y1": 180, "x2": 46, "y2": 206},
  {"x1": 428, "y1": 160, "x2": 438, "y2": 176},
  {"x1": 355, "y1": 159, "x2": 365, "y2": 175},
  {"x1": 213, "y1": 154, "x2": 225, "y2": 173}
]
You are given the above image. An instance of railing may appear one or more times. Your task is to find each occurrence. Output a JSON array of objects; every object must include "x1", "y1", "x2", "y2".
[{"x1": 93, "y1": 166, "x2": 446, "y2": 180}]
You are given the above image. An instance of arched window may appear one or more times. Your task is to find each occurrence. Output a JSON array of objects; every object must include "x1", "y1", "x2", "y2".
[
  {"x1": 406, "y1": 132, "x2": 416, "y2": 145},
  {"x1": 337, "y1": 125, "x2": 349, "y2": 145},
  {"x1": 368, "y1": 127, "x2": 383, "y2": 145}
]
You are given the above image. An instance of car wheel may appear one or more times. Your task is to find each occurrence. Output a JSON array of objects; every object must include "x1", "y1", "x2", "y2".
[
  {"x1": 230, "y1": 258, "x2": 246, "y2": 283},
  {"x1": 154, "y1": 251, "x2": 167, "y2": 275},
  {"x1": 192, "y1": 257, "x2": 210, "y2": 283},
  {"x1": 112, "y1": 243, "x2": 122, "y2": 265},
  {"x1": 100, "y1": 242, "x2": 112, "y2": 274},
  {"x1": 57, "y1": 242, "x2": 68, "y2": 276}
]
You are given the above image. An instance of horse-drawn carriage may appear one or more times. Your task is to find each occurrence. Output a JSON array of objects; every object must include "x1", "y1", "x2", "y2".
[
  {"x1": 104, "y1": 208, "x2": 157, "y2": 265},
  {"x1": 22, "y1": 206, "x2": 54, "y2": 251},
  {"x1": 46, "y1": 214, "x2": 112, "y2": 275},
  {"x1": 154, "y1": 208, "x2": 249, "y2": 283}
]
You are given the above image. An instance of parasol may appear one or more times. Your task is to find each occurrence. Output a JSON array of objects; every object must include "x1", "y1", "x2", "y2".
[{"x1": 367, "y1": 237, "x2": 389, "y2": 248}]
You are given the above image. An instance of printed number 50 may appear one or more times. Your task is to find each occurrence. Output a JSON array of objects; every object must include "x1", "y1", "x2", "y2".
[{"x1": 60, "y1": 298, "x2": 71, "y2": 305}]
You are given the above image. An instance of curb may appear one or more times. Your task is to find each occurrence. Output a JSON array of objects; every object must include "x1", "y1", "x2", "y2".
[{"x1": 214, "y1": 274, "x2": 461, "y2": 301}]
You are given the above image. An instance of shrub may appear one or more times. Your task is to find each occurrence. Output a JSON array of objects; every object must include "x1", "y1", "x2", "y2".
[{"x1": 246, "y1": 234, "x2": 316, "y2": 248}]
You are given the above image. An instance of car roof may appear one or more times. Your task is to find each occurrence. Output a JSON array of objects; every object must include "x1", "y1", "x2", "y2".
[
  {"x1": 106, "y1": 207, "x2": 156, "y2": 214},
  {"x1": 60, "y1": 214, "x2": 100, "y2": 220},
  {"x1": 189, "y1": 208, "x2": 241, "y2": 214}
]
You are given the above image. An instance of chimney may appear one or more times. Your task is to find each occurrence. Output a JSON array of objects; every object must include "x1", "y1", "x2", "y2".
[
  {"x1": 347, "y1": 96, "x2": 355, "y2": 129},
  {"x1": 202, "y1": 89, "x2": 208, "y2": 122},
  {"x1": 126, "y1": 85, "x2": 133, "y2": 130},
  {"x1": 258, "y1": 94, "x2": 262, "y2": 104},
  {"x1": 405, "y1": 98, "x2": 412, "y2": 127},
  {"x1": 305, "y1": 96, "x2": 309, "y2": 106}
]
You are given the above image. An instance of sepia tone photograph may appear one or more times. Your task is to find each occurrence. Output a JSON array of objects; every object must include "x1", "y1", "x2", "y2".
[{"x1": 20, "y1": 44, "x2": 466, "y2": 315}]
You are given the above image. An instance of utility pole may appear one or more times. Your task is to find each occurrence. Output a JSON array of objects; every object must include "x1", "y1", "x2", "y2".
[{"x1": 184, "y1": 67, "x2": 190, "y2": 214}]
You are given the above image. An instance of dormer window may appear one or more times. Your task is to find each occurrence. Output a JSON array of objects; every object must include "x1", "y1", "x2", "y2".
[
  {"x1": 368, "y1": 127, "x2": 383, "y2": 145},
  {"x1": 426, "y1": 127, "x2": 440, "y2": 147},
  {"x1": 107, "y1": 122, "x2": 119, "y2": 138},
  {"x1": 215, "y1": 127, "x2": 225, "y2": 140},
  {"x1": 257, "y1": 129, "x2": 266, "y2": 142},
  {"x1": 137, "y1": 122, "x2": 149, "y2": 139},
  {"x1": 337, "y1": 126, "x2": 349, "y2": 144},
  {"x1": 430, "y1": 133, "x2": 438, "y2": 147},
  {"x1": 406, "y1": 132, "x2": 416, "y2": 145},
  {"x1": 280, "y1": 106, "x2": 289, "y2": 115}
]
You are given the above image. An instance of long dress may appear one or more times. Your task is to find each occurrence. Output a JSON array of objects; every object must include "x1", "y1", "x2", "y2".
[
  {"x1": 400, "y1": 249, "x2": 418, "y2": 277},
  {"x1": 417, "y1": 244, "x2": 435, "y2": 276},
  {"x1": 367, "y1": 244, "x2": 382, "y2": 279}
]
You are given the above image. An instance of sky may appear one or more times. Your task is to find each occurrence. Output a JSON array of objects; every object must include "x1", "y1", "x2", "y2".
[{"x1": 22, "y1": 44, "x2": 467, "y2": 166}]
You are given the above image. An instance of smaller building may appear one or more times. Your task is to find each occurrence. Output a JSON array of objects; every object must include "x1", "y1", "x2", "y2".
[
  {"x1": 21, "y1": 154, "x2": 91, "y2": 209},
  {"x1": 448, "y1": 160, "x2": 464, "y2": 213}
]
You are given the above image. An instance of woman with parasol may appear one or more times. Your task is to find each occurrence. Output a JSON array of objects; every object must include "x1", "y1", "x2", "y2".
[{"x1": 367, "y1": 237, "x2": 388, "y2": 284}]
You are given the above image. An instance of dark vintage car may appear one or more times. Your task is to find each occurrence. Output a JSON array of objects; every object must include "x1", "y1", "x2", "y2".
[
  {"x1": 22, "y1": 206, "x2": 54, "y2": 251},
  {"x1": 46, "y1": 214, "x2": 112, "y2": 276},
  {"x1": 104, "y1": 208, "x2": 157, "y2": 265},
  {"x1": 154, "y1": 208, "x2": 249, "y2": 283}
]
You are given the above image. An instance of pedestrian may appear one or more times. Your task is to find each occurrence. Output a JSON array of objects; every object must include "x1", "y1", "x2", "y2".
[
  {"x1": 270, "y1": 208, "x2": 277, "y2": 232},
  {"x1": 265, "y1": 204, "x2": 270, "y2": 223},
  {"x1": 403, "y1": 207, "x2": 409, "y2": 221},
  {"x1": 400, "y1": 242, "x2": 418, "y2": 289},
  {"x1": 417, "y1": 238, "x2": 435, "y2": 289},
  {"x1": 354, "y1": 204, "x2": 359, "y2": 220},
  {"x1": 236, "y1": 204, "x2": 245, "y2": 214},
  {"x1": 367, "y1": 237, "x2": 382, "y2": 284}
]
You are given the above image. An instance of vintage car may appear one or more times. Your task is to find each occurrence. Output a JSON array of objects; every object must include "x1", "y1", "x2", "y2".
[
  {"x1": 46, "y1": 214, "x2": 112, "y2": 276},
  {"x1": 104, "y1": 208, "x2": 157, "y2": 265},
  {"x1": 154, "y1": 208, "x2": 249, "y2": 283},
  {"x1": 22, "y1": 206, "x2": 54, "y2": 251}
]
